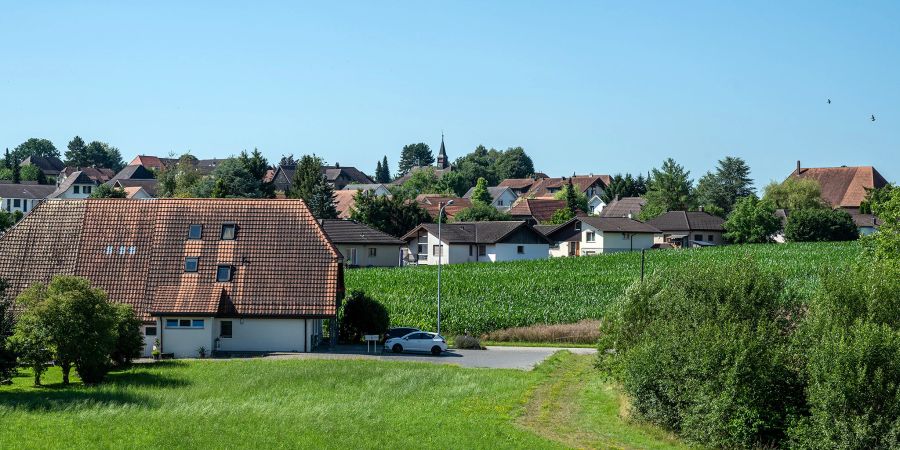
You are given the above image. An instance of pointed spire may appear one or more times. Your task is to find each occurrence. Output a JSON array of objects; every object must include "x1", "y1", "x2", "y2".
[{"x1": 437, "y1": 132, "x2": 449, "y2": 169}]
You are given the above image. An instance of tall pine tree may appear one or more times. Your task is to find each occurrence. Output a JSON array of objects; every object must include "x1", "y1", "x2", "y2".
[
  {"x1": 375, "y1": 155, "x2": 391, "y2": 183},
  {"x1": 289, "y1": 155, "x2": 337, "y2": 219}
]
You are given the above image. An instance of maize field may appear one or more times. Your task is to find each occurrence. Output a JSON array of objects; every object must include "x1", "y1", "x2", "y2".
[{"x1": 344, "y1": 241, "x2": 860, "y2": 336}]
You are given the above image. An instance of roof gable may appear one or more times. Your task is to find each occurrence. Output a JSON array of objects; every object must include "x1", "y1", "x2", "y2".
[{"x1": 792, "y1": 165, "x2": 889, "y2": 208}]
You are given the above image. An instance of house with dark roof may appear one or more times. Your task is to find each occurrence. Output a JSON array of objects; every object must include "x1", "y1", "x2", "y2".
[
  {"x1": 600, "y1": 196, "x2": 647, "y2": 218},
  {"x1": 498, "y1": 177, "x2": 544, "y2": 196},
  {"x1": 647, "y1": 211, "x2": 726, "y2": 248},
  {"x1": 414, "y1": 195, "x2": 472, "y2": 220},
  {"x1": 320, "y1": 219, "x2": 405, "y2": 267},
  {"x1": 526, "y1": 175, "x2": 611, "y2": 199},
  {"x1": 537, "y1": 216, "x2": 661, "y2": 257},
  {"x1": 61, "y1": 166, "x2": 116, "y2": 184},
  {"x1": 342, "y1": 183, "x2": 391, "y2": 196},
  {"x1": 508, "y1": 198, "x2": 572, "y2": 224},
  {"x1": 49, "y1": 170, "x2": 99, "y2": 198},
  {"x1": 107, "y1": 164, "x2": 159, "y2": 197},
  {"x1": 130, "y1": 155, "x2": 225, "y2": 175},
  {"x1": 463, "y1": 186, "x2": 518, "y2": 211},
  {"x1": 0, "y1": 199, "x2": 344, "y2": 358},
  {"x1": 20, "y1": 155, "x2": 66, "y2": 181},
  {"x1": 272, "y1": 164, "x2": 375, "y2": 192},
  {"x1": 401, "y1": 221, "x2": 550, "y2": 265},
  {"x1": 0, "y1": 183, "x2": 56, "y2": 214}
]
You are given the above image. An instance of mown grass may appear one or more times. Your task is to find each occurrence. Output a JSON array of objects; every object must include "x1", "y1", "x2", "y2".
[
  {"x1": 346, "y1": 242, "x2": 860, "y2": 335},
  {"x1": 0, "y1": 355, "x2": 686, "y2": 449}
]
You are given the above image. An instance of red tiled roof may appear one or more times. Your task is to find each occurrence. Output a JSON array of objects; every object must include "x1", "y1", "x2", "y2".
[
  {"x1": 0, "y1": 199, "x2": 343, "y2": 320},
  {"x1": 647, "y1": 211, "x2": 725, "y2": 231},
  {"x1": 508, "y1": 198, "x2": 569, "y2": 223},
  {"x1": 526, "y1": 175, "x2": 609, "y2": 198},
  {"x1": 130, "y1": 155, "x2": 174, "y2": 171},
  {"x1": 334, "y1": 190, "x2": 359, "y2": 219},
  {"x1": 498, "y1": 178, "x2": 539, "y2": 190},
  {"x1": 791, "y1": 165, "x2": 888, "y2": 208},
  {"x1": 414, "y1": 195, "x2": 472, "y2": 219}
]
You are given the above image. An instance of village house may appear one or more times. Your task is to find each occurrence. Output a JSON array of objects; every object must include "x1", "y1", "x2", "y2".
[
  {"x1": 647, "y1": 210, "x2": 725, "y2": 248},
  {"x1": 536, "y1": 216, "x2": 660, "y2": 257},
  {"x1": 508, "y1": 198, "x2": 572, "y2": 224},
  {"x1": 130, "y1": 155, "x2": 225, "y2": 175},
  {"x1": 600, "y1": 196, "x2": 647, "y2": 218},
  {"x1": 498, "y1": 177, "x2": 543, "y2": 196},
  {"x1": 20, "y1": 155, "x2": 66, "y2": 182},
  {"x1": 60, "y1": 166, "x2": 116, "y2": 184},
  {"x1": 342, "y1": 183, "x2": 392, "y2": 196},
  {"x1": 108, "y1": 164, "x2": 159, "y2": 197},
  {"x1": 0, "y1": 183, "x2": 56, "y2": 214},
  {"x1": 415, "y1": 195, "x2": 472, "y2": 220},
  {"x1": 788, "y1": 161, "x2": 889, "y2": 234},
  {"x1": 462, "y1": 186, "x2": 518, "y2": 211},
  {"x1": 526, "y1": 175, "x2": 611, "y2": 199},
  {"x1": 401, "y1": 221, "x2": 550, "y2": 265},
  {"x1": 48, "y1": 170, "x2": 99, "y2": 199},
  {"x1": 320, "y1": 219, "x2": 405, "y2": 267},
  {"x1": 272, "y1": 164, "x2": 374, "y2": 192},
  {"x1": 0, "y1": 199, "x2": 344, "y2": 358}
]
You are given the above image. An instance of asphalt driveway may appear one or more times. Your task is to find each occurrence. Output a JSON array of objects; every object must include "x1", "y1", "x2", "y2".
[{"x1": 265, "y1": 345, "x2": 597, "y2": 370}]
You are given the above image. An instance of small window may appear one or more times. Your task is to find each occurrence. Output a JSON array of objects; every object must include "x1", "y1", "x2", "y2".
[
  {"x1": 119, "y1": 245, "x2": 127, "y2": 255},
  {"x1": 145, "y1": 326, "x2": 157, "y2": 336},
  {"x1": 13, "y1": 199, "x2": 20, "y2": 208},
  {"x1": 105, "y1": 245, "x2": 114, "y2": 255},
  {"x1": 184, "y1": 257, "x2": 199, "y2": 272},
  {"x1": 586, "y1": 231, "x2": 596, "y2": 242},
  {"x1": 432, "y1": 244, "x2": 441, "y2": 257},
  {"x1": 179, "y1": 319, "x2": 191, "y2": 327},
  {"x1": 221, "y1": 224, "x2": 237, "y2": 240},
  {"x1": 368, "y1": 247, "x2": 377, "y2": 257},
  {"x1": 708, "y1": 235, "x2": 714, "y2": 242},
  {"x1": 220, "y1": 320, "x2": 233, "y2": 338},
  {"x1": 84, "y1": 186, "x2": 92, "y2": 194},
  {"x1": 694, "y1": 234, "x2": 703, "y2": 241},
  {"x1": 517, "y1": 245, "x2": 524, "y2": 254},
  {"x1": 192, "y1": 319, "x2": 204, "y2": 328},
  {"x1": 216, "y1": 265, "x2": 233, "y2": 282},
  {"x1": 574, "y1": 222, "x2": 581, "y2": 231},
  {"x1": 478, "y1": 245, "x2": 486, "y2": 256},
  {"x1": 74, "y1": 186, "x2": 80, "y2": 194},
  {"x1": 188, "y1": 224, "x2": 203, "y2": 239},
  {"x1": 166, "y1": 319, "x2": 178, "y2": 328},
  {"x1": 128, "y1": 246, "x2": 136, "y2": 255}
]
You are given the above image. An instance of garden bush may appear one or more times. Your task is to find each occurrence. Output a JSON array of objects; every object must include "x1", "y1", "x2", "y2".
[
  {"x1": 339, "y1": 291, "x2": 389, "y2": 343},
  {"x1": 452, "y1": 335, "x2": 483, "y2": 349},
  {"x1": 598, "y1": 258, "x2": 805, "y2": 448},
  {"x1": 785, "y1": 207, "x2": 858, "y2": 242},
  {"x1": 110, "y1": 303, "x2": 145, "y2": 368}
]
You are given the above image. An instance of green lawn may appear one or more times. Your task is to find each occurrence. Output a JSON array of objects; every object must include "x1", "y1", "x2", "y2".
[
  {"x1": 0, "y1": 353, "x2": 686, "y2": 449},
  {"x1": 346, "y1": 242, "x2": 859, "y2": 335}
]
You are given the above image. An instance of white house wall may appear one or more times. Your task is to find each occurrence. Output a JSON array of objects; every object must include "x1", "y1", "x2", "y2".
[
  {"x1": 600, "y1": 232, "x2": 655, "y2": 253},
  {"x1": 336, "y1": 244, "x2": 401, "y2": 267},
  {"x1": 160, "y1": 317, "x2": 215, "y2": 358},
  {"x1": 493, "y1": 190, "x2": 518, "y2": 211},
  {"x1": 489, "y1": 243, "x2": 549, "y2": 262},
  {"x1": 214, "y1": 318, "x2": 308, "y2": 353}
]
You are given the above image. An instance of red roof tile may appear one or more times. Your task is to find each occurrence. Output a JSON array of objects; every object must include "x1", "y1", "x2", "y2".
[
  {"x1": 791, "y1": 165, "x2": 888, "y2": 208},
  {"x1": 508, "y1": 198, "x2": 569, "y2": 223}
]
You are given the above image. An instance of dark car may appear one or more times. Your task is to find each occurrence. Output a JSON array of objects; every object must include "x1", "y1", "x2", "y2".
[{"x1": 384, "y1": 327, "x2": 420, "y2": 342}]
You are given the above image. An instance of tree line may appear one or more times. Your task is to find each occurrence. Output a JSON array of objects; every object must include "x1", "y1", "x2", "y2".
[{"x1": 1, "y1": 136, "x2": 127, "y2": 183}]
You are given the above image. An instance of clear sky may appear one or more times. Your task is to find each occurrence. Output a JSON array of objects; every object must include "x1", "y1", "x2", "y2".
[{"x1": 1, "y1": 1, "x2": 897, "y2": 188}]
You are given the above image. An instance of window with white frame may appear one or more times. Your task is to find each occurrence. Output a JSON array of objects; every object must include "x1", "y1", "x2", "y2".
[
  {"x1": 165, "y1": 319, "x2": 205, "y2": 329},
  {"x1": 585, "y1": 231, "x2": 596, "y2": 242},
  {"x1": 368, "y1": 247, "x2": 377, "y2": 257}
]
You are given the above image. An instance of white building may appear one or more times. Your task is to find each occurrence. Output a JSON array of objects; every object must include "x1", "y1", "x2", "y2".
[
  {"x1": 48, "y1": 170, "x2": 98, "y2": 199},
  {"x1": 320, "y1": 219, "x2": 405, "y2": 267},
  {"x1": 462, "y1": 186, "x2": 519, "y2": 211},
  {"x1": 0, "y1": 183, "x2": 56, "y2": 214},
  {"x1": 537, "y1": 216, "x2": 660, "y2": 257},
  {"x1": 402, "y1": 221, "x2": 550, "y2": 265}
]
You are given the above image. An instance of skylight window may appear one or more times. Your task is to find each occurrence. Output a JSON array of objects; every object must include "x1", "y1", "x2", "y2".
[
  {"x1": 216, "y1": 265, "x2": 233, "y2": 282},
  {"x1": 221, "y1": 224, "x2": 236, "y2": 240},
  {"x1": 184, "y1": 257, "x2": 199, "y2": 272},
  {"x1": 188, "y1": 224, "x2": 203, "y2": 240}
]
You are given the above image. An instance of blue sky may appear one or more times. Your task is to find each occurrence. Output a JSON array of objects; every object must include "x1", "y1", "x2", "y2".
[{"x1": 1, "y1": 1, "x2": 897, "y2": 188}]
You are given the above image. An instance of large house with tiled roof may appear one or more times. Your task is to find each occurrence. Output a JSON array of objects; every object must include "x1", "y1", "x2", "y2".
[
  {"x1": 415, "y1": 194, "x2": 472, "y2": 220},
  {"x1": 20, "y1": 155, "x2": 66, "y2": 182},
  {"x1": 789, "y1": 161, "x2": 888, "y2": 209},
  {"x1": 647, "y1": 210, "x2": 725, "y2": 248},
  {"x1": 600, "y1": 196, "x2": 646, "y2": 218},
  {"x1": 0, "y1": 183, "x2": 56, "y2": 214},
  {"x1": 536, "y1": 216, "x2": 660, "y2": 257},
  {"x1": 526, "y1": 175, "x2": 611, "y2": 199},
  {"x1": 0, "y1": 199, "x2": 344, "y2": 358},
  {"x1": 508, "y1": 198, "x2": 573, "y2": 224},
  {"x1": 401, "y1": 221, "x2": 550, "y2": 265}
]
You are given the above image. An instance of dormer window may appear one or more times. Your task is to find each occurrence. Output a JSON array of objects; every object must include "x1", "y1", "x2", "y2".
[
  {"x1": 574, "y1": 222, "x2": 581, "y2": 231},
  {"x1": 216, "y1": 265, "x2": 233, "y2": 282},
  {"x1": 221, "y1": 224, "x2": 237, "y2": 240},
  {"x1": 74, "y1": 186, "x2": 80, "y2": 194},
  {"x1": 188, "y1": 224, "x2": 203, "y2": 240},
  {"x1": 184, "y1": 257, "x2": 199, "y2": 272}
]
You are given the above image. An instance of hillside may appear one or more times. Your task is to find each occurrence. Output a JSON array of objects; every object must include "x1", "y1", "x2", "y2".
[{"x1": 345, "y1": 242, "x2": 861, "y2": 335}]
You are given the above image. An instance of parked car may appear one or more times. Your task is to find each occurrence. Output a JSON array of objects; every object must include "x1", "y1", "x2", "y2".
[
  {"x1": 385, "y1": 331, "x2": 447, "y2": 355},
  {"x1": 384, "y1": 327, "x2": 420, "y2": 342}
]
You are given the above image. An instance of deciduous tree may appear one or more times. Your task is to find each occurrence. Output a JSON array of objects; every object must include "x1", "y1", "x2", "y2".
[
  {"x1": 723, "y1": 196, "x2": 781, "y2": 244},
  {"x1": 763, "y1": 177, "x2": 825, "y2": 211},
  {"x1": 89, "y1": 184, "x2": 128, "y2": 199},
  {"x1": 11, "y1": 138, "x2": 59, "y2": 162},
  {"x1": 398, "y1": 143, "x2": 434, "y2": 176},
  {"x1": 470, "y1": 177, "x2": 493, "y2": 206},
  {"x1": 350, "y1": 193, "x2": 431, "y2": 237},
  {"x1": 640, "y1": 158, "x2": 694, "y2": 220}
]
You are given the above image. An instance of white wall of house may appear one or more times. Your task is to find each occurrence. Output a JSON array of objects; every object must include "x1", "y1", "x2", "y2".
[
  {"x1": 588, "y1": 195, "x2": 606, "y2": 215},
  {"x1": 488, "y1": 243, "x2": 549, "y2": 262},
  {"x1": 2, "y1": 198, "x2": 42, "y2": 214},
  {"x1": 492, "y1": 190, "x2": 518, "y2": 211},
  {"x1": 213, "y1": 318, "x2": 309, "y2": 353},
  {"x1": 159, "y1": 317, "x2": 215, "y2": 358},
  {"x1": 598, "y1": 232, "x2": 655, "y2": 253},
  {"x1": 653, "y1": 231, "x2": 724, "y2": 247},
  {"x1": 336, "y1": 244, "x2": 401, "y2": 267},
  {"x1": 55, "y1": 184, "x2": 94, "y2": 199}
]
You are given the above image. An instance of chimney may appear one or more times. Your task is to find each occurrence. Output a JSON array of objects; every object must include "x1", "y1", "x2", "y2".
[
  {"x1": 699, "y1": 205, "x2": 705, "y2": 212},
  {"x1": 627, "y1": 212, "x2": 633, "y2": 219},
  {"x1": 796, "y1": 160, "x2": 801, "y2": 174}
]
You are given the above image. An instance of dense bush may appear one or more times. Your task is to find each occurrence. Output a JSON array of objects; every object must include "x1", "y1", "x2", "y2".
[
  {"x1": 785, "y1": 208, "x2": 858, "y2": 242},
  {"x1": 111, "y1": 304, "x2": 145, "y2": 368},
  {"x1": 339, "y1": 291, "x2": 390, "y2": 343},
  {"x1": 0, "y1": 281, "x2": 16, "y2": 383},
  {"x1": 452, "y1": 335, "x2": 483, "y2": 349},
  {"x1": 598, "y1": 259, "x2": 805, "y2": 448},
  {"x1": 789, "y1": 260, "x2": 900, "y2": 448},
  {"x1": 723, "y1": 195, "x2": 781, "y2": 243}
]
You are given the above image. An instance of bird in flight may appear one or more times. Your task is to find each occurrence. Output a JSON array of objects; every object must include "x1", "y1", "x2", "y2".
[
  {"x1": 827, "y1": 99, "x2": 831, "y2": 104},
  {"x1": 871, "y1": 114, "x2": 876, "y2": 122}
]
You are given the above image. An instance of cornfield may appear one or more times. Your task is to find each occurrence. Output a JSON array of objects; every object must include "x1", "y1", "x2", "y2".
[{"x1": 344, "y1": 241, "x2": 860, "y2": 336}]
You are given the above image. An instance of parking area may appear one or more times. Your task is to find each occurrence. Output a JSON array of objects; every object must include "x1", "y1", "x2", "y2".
[{"x1": 264, "y1": 345, "x2": 597, "y2": 370}]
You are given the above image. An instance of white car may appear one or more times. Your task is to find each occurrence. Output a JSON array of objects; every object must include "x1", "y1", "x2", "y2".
[{"x1": 385, "y1": 331, "x2": 447, "y2": 355}]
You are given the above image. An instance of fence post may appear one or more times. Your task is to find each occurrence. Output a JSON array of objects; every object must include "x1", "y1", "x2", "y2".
[{"x1": 640, "y1": 249, "x2": 645, "y2": 282}]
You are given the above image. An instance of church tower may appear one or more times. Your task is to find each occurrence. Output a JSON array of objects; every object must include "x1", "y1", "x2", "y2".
[{"x1": 436, "y1": 133, "x2": 449, "y2": 169}]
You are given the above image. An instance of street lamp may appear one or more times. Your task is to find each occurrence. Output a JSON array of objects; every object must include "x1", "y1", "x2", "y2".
[{"x1": 436, "y1": 199, "x2": 453, "y2": 336}]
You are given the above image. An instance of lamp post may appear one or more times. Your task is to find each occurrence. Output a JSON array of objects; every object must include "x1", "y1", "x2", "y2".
[{"x1": 436, "y1": 199, "x2": 453, "y2": 336}]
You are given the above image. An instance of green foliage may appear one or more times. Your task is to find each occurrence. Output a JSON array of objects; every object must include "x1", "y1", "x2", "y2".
[
  {"x1": 723, "y1": 196, "x2": 781, "y2": 244},
  {"x1": 0, "y1": 210, "x2": 20, "y2": 233},
  {"x1": 390, "y1": 167, "x2": 450, "y2": 200},
  {"x1": 790, "y1": 260, "x2": 900, "y2": 449},
  {"x1": 398, "y1": 143, "x2": 434, "y2": 176},
  {"x1": 350, "y1": 192, "x2": 431, "y2": 237},
  {"x1": 0, "y1": 167, "x2": 11, "y2": 181},
  {"x1": 11, "y1": 138, "x2": 59, "y2": 162},
  {"x1": 598, "y1": 259, "x2": 804, "y2": 448},
  {"x1": 339, "y1": 291, "x2": 390, "y2": 343},
  {"x1": 88, "y1": 184, "x2": 128, "y2": 199},
  {"x1": 784, "y1": 208, "x2": 858, "y2": 242},
  {"x1": 859, "y1": 183, "x2": 894, "y2": 214},
  {"x1": 554, "y1": 179, "x2": 588, "y2": 214},
  {"x1": 67, "y1": 140, "x2": 126, "y2": 172},
  {"x1": 863, "y1": 186, "x2": 900, "y2": 260},
  {"x1": 64, "y1": 136, "x2": 86, "y2": 166},
  {"x1": 375, "y1": 156, "x2": 391, "y2": 183},
  {"x1": 640, "y1": 158, "x2": 694, "y2": 220},
  {"x1": 346, "y1": 241, "x2": 858, "y2": 336},
  {"x1": 19, "y1": 164, "x2": 47, "y2": 184},
  {"x1": 157, "y1": 154, "x2": 202, "y2": 197},
  {"x1": 600, "y1": 173, "x2": 647, "y2": 204},
  {"x1": 198, "y1": 153, "x2": 273, "y2": 199},
  {"x1": 110, "y1": 304, "x2": 144, "y2": 368},
  {"x1": 547, "y1": 207, "x2": 575, "y2": 225},
  {"x1": 493, "y1": 146, "x2": 535, "y2": 180},
  {"x1": 9, "y1": 285, "x2": 53, "y2": 385},
  {"x1": 452, "y1": 203, "x2": 512, "y2": 222},
  {"x1": 288, "y1": 154, "x2": 336, "y2": 218},
  {"x1": 763, "y1": 177, "x2": 826, "y2": 210},
  {"x1": 694, "y1": 156, "x2": 755, "y2": 213},
  {"x1": 0, "y1": 280, "x2": 16, "y2": 383},
  {"x1": 470, "y1": 177, "x2": 493, "y2": 206}
]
